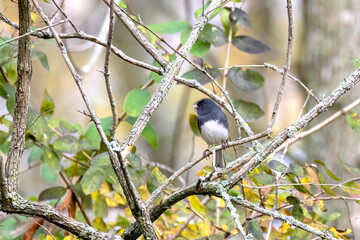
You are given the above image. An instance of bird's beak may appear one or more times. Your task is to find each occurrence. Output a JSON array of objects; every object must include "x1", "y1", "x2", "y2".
[{"x1": 193, "y1": 104, "x2": 198, "y2": 109}]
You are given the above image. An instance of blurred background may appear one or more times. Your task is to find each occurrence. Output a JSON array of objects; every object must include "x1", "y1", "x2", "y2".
[{"x1": 1, "y1": 0, "x2": 360, "y2": 233}]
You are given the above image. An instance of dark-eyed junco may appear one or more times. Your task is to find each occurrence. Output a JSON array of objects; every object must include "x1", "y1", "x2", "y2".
[{"x1": 193, "y1": 98, "x2": 229, "y2": 169}]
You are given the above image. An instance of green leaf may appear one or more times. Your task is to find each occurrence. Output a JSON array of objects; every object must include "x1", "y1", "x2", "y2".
[
  {"x1": 289, "y1": 162, "x2": 304, "y2": 177},
  {"x1": 292, "y1": 205, "x2": 304, "y2": 221},
  {"x1": 28, "y1": 145, "x2": 43, "y2": 163},
  {"x1": 0, "y1": 131, "x2": 8, "y2": 145},
  {"x1": 268, "y1": 160, "x2": 288, "y2": 173},
  {"x1": 327, "y1": 212, "x2": 341, "y2": 222},
  {"x1": 189, "y1": 114, "x2": 201, "y2": 136},
  {"x1": 252, "y1": 174, "x2": 275, "y2": 185},
  {"x1": 191, "y1": 39, "x2": 211, "y2": 57},
  {"x1": 81, "y1": 117, "x2": 113, "y2": 150},
  {"x1": 41, "y1": 147, "x2": 61, "y2": 172},
  {"x1": 150, "y1": 60, "x2": 163, "y2": 83},
  {"x1": 182, "y1": 67, "x2": 221, "y2": 85},
  {"x1": 59, "y1": 120, "x2": 81, "y2": 134},
  {"x1": 38, "y1": 186, "x2": 67, "y2": 201},
  {"x1": 93, "y1": 194, "x2": 108, "y2": 218},
  {"x1": 232, "y1": 35, "x2": 270, "y2": 54},
  {"x1": 0, "y1": 217, "x2": 17, "y2": 232},
  {"x1": 194, "y1": 1, "x2": 221, "y2": 20},
  {"x1": 315, "y1": 168, "x2": 336, "y2": 196},
  {"x1": 27, "y1": 109, "x2": 53, "y2": 145},
  {"x1": 314, "y1": 160, "x2": 341, "y2": 181},
  {"x1": 346, "y1": 112, "x2": 360, "y2": 133},
  {"x1": 286, "y1": 173, "x2": 313, "y2": 196},
  {"x1": 3, "y1": 60, "x2": 17, "y2": 84},
  {"x1": 229, "y1": 8, "x2": 251, "y2": 27},
  {"x1": 148, "y1": 21, "x2": 190, "y2": 34},
  {"x1": 81, "y1": 166, "x2": 106, "y2": 195},
  {"x1": 123, "y1": 89, "x2": 151, "y2": 117},
  {"x1": 286, "y1": 196, "x2": 300, "y2": 205},
  {"x1": 118, "y1": 0, "x2": 127, "y2": 8},
  {"x1": 126, "y1": 117, "x2": 158, "y2": 149},
  {"x1": 40, "y1": 163, "x2": 59, "y2": 183},
  {"x1": 228, "y1": 68, "x2": 264, "y2": 91},
  {"x1": 200, "y1": 24, "x2": 226, "y2": 47},
  {"x1": 117, "y1": 215, "x2": 131, "y2": 228},
  {"x1": 40, "y1": 90, "x2": 54, "y2": 118},
  {"x1": 188, "y1": 195, "x2": 206, "y2": 215},
  {"x1": 34, "y1": 50, "x2": 50, "y2": 71},
  {"x1": 181, "y1": 26, "x2": 211, "y2": 57},
  {"x1": 233, "y1": 99, "x2": 264, "y2": 122},
  {"x1": 246, "y1": 220, "x2": 264, "y2": 240},
  {"x1": 0, "y1": 37, "x2": 16, "y2": 66},
  {"x1": 338, "y1": 157, "x2": 360, "y2": 175},
  {"x1": 53, "y1": 135, "x2": 81, "y2": 154},
  {"x1": 220, "y1": 8, "x2": 231, "y2": 36},
  {"x1": 146, "y1": 167, "x2": 167, "y2": 194},
  {"x1": 92, "y1": 153, "x2": 111, "y2": 166}
]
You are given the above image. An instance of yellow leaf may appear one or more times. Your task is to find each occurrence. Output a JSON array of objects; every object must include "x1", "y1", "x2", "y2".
[
  {"x1": 182, "y1": 224, "x2": 199, "y2": 239},
  {"x1": 31, "y1": 13, "x2": 40, "y2": 23},
  {"x1": 46, "y1": 235, "x2": 58, "y2": 240},
  {"x1": 92, "y1": 217, "x2": 107, "y2": 232},
  {"x1": 329, "y1": 227, "x2": 352, "y2": 238},
  {"x1": 244, "y1": 188, "x2": 259, "y2": 202},
  {"x1": 198, "y1": 220, "x2": 211, "y2": 237},
  {"x1": 138, "y1": 185, "x2": 150, "y2": 201},
  {"x1": 105, "y1": 197, "x2": 118, "y2": 207},
  {"x1": 317, "y1": 200, "x2": 325, "y2": 212},
  {"x1": 100, "y1": 181, "x2": 111, "y2": 196},
  {"x1": 107, "y1": 221, "x2": 116, "y2": 230},
  {"x1": 114, "y1": 193, "x2": 126, "y2": 205},
  {"x1": 189, "y1": 195, "x2": 206, "y2": 215},
  {"x1": 265, "y1": 194, "x2": 286, "y2": 208},
  {"x1": 64, "y1": 236, "x2": 77, "y2": 240},
  {"x1": 91, "y1": 191, "x2": 98, "y2": 200},
  {"x1": 279, "y1": 222, "x2": 290, "y2": 233}
]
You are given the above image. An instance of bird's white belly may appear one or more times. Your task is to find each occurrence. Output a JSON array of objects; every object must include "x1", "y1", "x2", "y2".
[{"x1": 201, "y1": 120, "x2": 229, "y2": 145}]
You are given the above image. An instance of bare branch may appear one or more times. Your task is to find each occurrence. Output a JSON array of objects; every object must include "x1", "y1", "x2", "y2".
[
  {"x1": 0, "y1": 196, "x2": 122, "y2": 240},
  {"x1": 103, "y1": 0, "x2": 118, "y2": 138},
  {"x1": 0, "y1": 19, "x2": 68, "y2": 47},
  {"x1": 267, "y1": 0, "x2": 294, "y2": 129}
]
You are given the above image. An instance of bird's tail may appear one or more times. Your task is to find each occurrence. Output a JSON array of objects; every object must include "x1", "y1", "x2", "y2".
[{"x1": 214, "y1": 149, "x2": 226, "y2": 168}]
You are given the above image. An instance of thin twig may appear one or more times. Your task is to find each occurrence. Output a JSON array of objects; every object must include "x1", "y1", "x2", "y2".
[
  {"x1": 0, "y1": 19, "x2": 68, "y2": 47},
  {"x1": 28, "y1": 218, "x2": 56, "y2": 240},
  {"x1": 267, "y1": 0, "x2": 294, "y2": 129},
  {"x1": 220, "y1": 188, "x2": 247, "y2": 238},
  {"x1": 103, "y1": 0, "x2": 118, "y2": 138},
  {"x1": 50, "y1": 0, "x2": 79, "y2": 33}
]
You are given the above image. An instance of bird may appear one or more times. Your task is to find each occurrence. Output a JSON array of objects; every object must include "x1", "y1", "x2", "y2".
[{"x1": 193, "y1": 98, "x2": 229, "y2": 169}]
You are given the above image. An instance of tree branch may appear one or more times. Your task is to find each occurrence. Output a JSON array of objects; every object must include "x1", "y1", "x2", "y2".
[{"x1": 5, "y1": 0, "x2": 33, "y2": 194}]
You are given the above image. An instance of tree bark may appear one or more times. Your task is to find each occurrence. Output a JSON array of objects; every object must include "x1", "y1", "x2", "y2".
[{"x1": 5, "y1": 0, "x2": 32, "y2": 194}]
